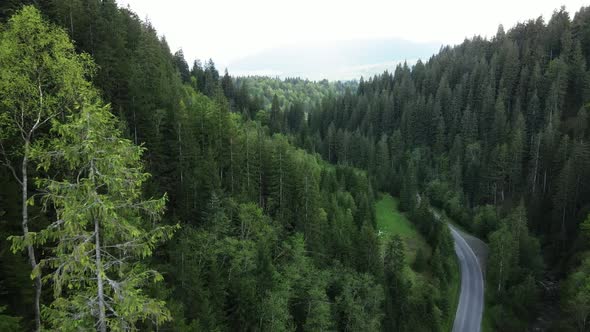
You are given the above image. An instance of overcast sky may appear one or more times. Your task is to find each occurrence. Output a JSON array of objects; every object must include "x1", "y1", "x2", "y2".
[{"x1": 117, "y1": 0, "x2": 587, "y2": 78}]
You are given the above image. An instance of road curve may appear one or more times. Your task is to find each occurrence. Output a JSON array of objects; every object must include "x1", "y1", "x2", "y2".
[{"x1": 449, "y1": 225, "x2": 484, "y2": 332}]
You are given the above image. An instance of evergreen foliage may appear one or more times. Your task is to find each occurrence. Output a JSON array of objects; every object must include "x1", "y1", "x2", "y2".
[{"x1": 1, "y1": 2, "x2": 590, "y2": 331}]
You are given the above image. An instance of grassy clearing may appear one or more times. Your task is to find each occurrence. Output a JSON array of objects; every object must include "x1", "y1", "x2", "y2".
[
  {"x1": 375, "y1": 193, "x2": 430, "y2": 264},
  {"x1": 376, "y1": 193, "x2": 464, "y2": 329},
  {"x1": 375, "y1": 194, "x2": 416, "y2": 237}
]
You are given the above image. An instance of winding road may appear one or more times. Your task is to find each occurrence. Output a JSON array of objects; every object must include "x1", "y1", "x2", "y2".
[{"x1": 449, "y1": 225, "x2": 484, "y2": 332}]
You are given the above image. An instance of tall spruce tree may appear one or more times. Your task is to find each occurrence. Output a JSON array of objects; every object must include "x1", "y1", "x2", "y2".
[{"x1": 16, "y1": 98, "x2": 177, "y2": 331}]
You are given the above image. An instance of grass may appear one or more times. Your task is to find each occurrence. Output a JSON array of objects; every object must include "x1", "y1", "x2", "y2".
[
  {"x1": 376, "y1": 193, "x2": 464, "y2": 330},
  {"x1": 375, "y1": 194, "x2": 416, "y2": 237},
  {"x1": 375, "y1": 193, "x2": 430, "y2": 264}
]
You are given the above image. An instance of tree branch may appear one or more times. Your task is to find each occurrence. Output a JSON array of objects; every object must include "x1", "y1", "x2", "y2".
[{"x1": 0, "y1": 141, "x2": 23, "y2": 186}]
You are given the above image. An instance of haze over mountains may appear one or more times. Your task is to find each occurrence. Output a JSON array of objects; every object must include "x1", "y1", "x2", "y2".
[{"x1": 227, "y1": 38, "x2": 441, "y2": 80}]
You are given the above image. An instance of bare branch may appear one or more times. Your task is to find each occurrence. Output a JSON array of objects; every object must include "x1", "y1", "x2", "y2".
[{"x1": 0, "y1": 141, "x2": 23, "y2": 185}]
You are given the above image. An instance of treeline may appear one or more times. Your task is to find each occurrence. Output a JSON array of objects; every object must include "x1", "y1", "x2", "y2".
[
  {"x1": 0, "y1": 2, "x2": 455, "y2": 332},
  {"x1": 233, "y1": 76, "x2": 356, "y2": 113},
  {"x1": 266, "y1": 6, "x2": 590, "y2": 330}
]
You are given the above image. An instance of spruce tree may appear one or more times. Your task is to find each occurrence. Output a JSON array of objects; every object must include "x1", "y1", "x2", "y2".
[{"x1": 17, "y1": 98, "x2": 178, "y2": 331}]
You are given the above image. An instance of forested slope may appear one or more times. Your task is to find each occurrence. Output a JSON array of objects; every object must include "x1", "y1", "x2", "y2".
[
  {"x1": 3, "y1": 1, "x2": 590, "y2": 331},
  {"x1": 233, "y1": 76, "x2": 356, "y2": 113},
  {"x1": 0, "y1": 1, "x2": 455, "y2": 331},
  {"x1": 266, "y1": 6, "x2": 590, "y2": 330}
]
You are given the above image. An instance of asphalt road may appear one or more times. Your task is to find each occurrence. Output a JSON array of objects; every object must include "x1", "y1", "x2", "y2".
[{"x1": 450, "y1": 225, "x2": 484, "y2": 332}]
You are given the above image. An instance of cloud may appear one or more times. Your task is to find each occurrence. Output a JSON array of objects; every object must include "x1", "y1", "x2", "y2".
[
  {"x1": 226, "y1": 38, "x2": 439, "y2": 80},
  {"x1": 118, "y1": 0, "x2": 589, "y2": 80},
  {"x1": 326, "y1": 59, "x2": 419, "y2": 81},
  {"x1": 230, "y1": 69, "x2": 285, "y2": 77}
]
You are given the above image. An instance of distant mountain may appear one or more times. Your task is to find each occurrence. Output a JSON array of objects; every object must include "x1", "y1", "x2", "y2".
[{"x1": 227, "y1": 38, "x2": 441, "y2": 81}]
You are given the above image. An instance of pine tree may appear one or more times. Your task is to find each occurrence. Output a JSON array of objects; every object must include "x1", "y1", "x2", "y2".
[
  {"x1": 172, "y1": 49, "x2": 190, "y2": 83},
  {"x1": 488, "y1": 224, "x2": 516, "y2": 293},
  {"x1": 400, "y1": 162, "x2": 417, "y2": 212},
  {"x1": 383, "y1": 235, "x2": 410, "y2": 332},
  {"x1": 508, "y1": 111, "x2": 525, "y2": 193},
  {"x1": 221, "y1": 68, "x2": 234, "y2": 100},
  {"x1": 270, "y1": 94, "x2": 282, "y2": 134}
]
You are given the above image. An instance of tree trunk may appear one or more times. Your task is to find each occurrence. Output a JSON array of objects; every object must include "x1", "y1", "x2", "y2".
[
  {"x1": 22, "y1": 143, "x2": 42, "y2": 332},
  {"x1": 304, "y1": 174, "x2": 308, "y2": 227},
  {"x1": 132, "y1": 97, "x2": 138, "y2": 145},
  {"x1": 246, "y1": 130, "x2": 250, "y2": 191},
  {"x1": 90, "y1": 150, "x2": 107, "y2": 332},
  {"x1": 178, "y1": 122, "x2": 183, "y2": 187},
  {"x1": 89, "y1": 15, "x2": 94, "y2": 56},
  {"x1": 258, "y1": 128, "x2": 263, "y2": 208},
  {"x1": 181, "y1": 251, "x2": 185, "y2": 288},
  {"x1": 493, "y1": 182, "x2": 497, "y2": 206},
  {"x1": 95, "y1": 216, "x2": 107, "y2": 332},
  {"x1": 497, "y1": 250, "x2": 503, "y2": 292},
  {"x1": 69, "y1": 4, "x2": 74, "y2": 36},
  {"x1": 543, "y1": 170, "x2": 547, "y2": 194},
  {"x1": 279, "y1": 149, "x2": 283, "y2": 216},
  {"x1": 230, "y1": 137, "x2": 234, "y2": 194},
  {"x1": 561, "y1": 207, "x2": 567, "y2": 245},
  {"x1": 531, "y1": 135, "x2": 540, "y2": 193}
]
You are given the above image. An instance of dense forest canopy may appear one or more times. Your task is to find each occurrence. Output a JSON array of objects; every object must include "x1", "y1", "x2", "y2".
[
  {"x1": 0, "y1": 1, "x2": 454, "y2": 331},
  {"x1": 266, "y1": 6, "x2": 590, "y2": 330},
  {"x1": 233, "y1": 76, "x2": 356, "y2": 113},
  {"x1": 0, "y1": 1, "x2": 589, "y2": 331}
]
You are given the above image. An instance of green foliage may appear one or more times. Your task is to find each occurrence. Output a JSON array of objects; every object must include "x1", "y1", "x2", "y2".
[
  {"x1": 0, "y1": 2, "x2": 387, "y2": 331},
  {"x1": 0, "y1": 6, "x2": 98, "y2": 329},
  {"x1": 375, "y1": 194, "x2": 430, "y2": 264},
  {"x1": 26, "y1": 98, "x2": 176, "y2": 330},
  {"x1": 473, "y1": 205, "x2": 499, "y2": 240},
  {"x1": 376, "y1": 194, "x2": 417, "y2": 238},
  {"x1": 235, "y1": 76, "x2": 356, "y2": 114},
  {"x1": 486, "y1": 204, "x2": 542, "y2": 329},
  {"x1": 0, "y1": 5, "x2": 94, "y2": 138},
  {"x1": 399, "y1": 165, "x2": 418, "y2": 212},
  {"x1": 3, "y1": 1, "x2": 590, "y2": 331},
  {"x1": 582, "y1": 214, "x2": 590, "y2": 240},
  {"x1": 332, "y1": 268, "x2": 384, "y2": 331},
  {"x1": 248, "y1": 7, "x2": 590, "y2": 328},
  {"x1": 0, "y1": 305, "x2": 21, "y2": 330},
  {"x1": 413, "y1": 248, "x2": 428, "y2": 272},
  {"x1": 382, "y1": 235, "x2": 410, "y2": 331},
  {"x1": 563, "y1": 254, "x2": 590, "y2": 331}
]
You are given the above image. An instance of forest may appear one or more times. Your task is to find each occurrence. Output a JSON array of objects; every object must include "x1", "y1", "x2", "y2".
[
  {"x1": 0, "y1": 1, "x2": 589, "y2": 331},
  {"x1": 268, "y1": 7, "x2": 590, "y2": 330},
  {"x1": 232, "y1": 76, "x2": 355, "y2": 114}
]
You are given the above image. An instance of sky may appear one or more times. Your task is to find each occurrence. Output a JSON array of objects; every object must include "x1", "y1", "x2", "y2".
[{"x1": 117, "y1": 0, "x2": 588, "y2": 80}]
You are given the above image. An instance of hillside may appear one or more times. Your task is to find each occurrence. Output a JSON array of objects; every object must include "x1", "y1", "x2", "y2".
[
  {"x1": 0, "y1": 2, "x2": 454, "y2": 331},
  {"x1": 1, "y1": 1, "x2": 590, "y2": 331},
  {"x1": 234, "y1": 76, "x2": 356, "y2": 113},
  {"x1": 268, "y1": 6, "x2": 590, "y2": 330}
]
